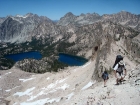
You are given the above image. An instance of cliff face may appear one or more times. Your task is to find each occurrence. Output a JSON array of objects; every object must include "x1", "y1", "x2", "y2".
[
  {"x1": 0, "y1": 13, "x2": 52, "y2": 43},
  {"x1": 0, "y1": 17, "x2": 23, "y2": 41}
]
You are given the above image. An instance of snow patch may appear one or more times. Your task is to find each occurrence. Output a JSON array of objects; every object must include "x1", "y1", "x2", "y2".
[
  {"x1": 19, "y1": 78, "x2": 35, "y2": 82},
  {"x1": 21, "y1": 97, "x2": 61, "y2": 105},
  {"x1": 47, "y1": 98, "x2": 61, "y2": 103},
  {"x1": 81, "y1": 81, "x2": 96, "y2": 90},
  {"x1": 46, "y1": 77, "x2": 50, "y2": 80},
  {"x1": 66, "y1": 92, "x2": 74, "y2": 100},
  {"x1": 16, "y1": 14, "x2": 28, "y2": 18},
  {"x1": 5, "y1": 89, "x2": 11, "y2": 92},
  {"x1": 5, "y1": 72, "x2": 12, "y2": 75},
  {"x1": 28, "y1": 78, "x2": 69, "y2": 101},
  {"x1": 41, "y1": 87, "x2": 48, "y2": 90},
  {"x1": 6, "y1": 86, "x2": 20, "y2": 92},
  {"x1": 59, "y1": 78, "x2": 68, "y2": 83},
  {"x1": 13, "y1": 86, "x2": 20, "y2": 89},
  {"x1": 47, "y1": 81, "x2": 57, "y2": 89},
  {"x1": 11, "y1": 17, "x2": 23, "y2": 23},
  {"x1": 21, "y1": 98, "x2": 50, "y2": 105},
  {"x1": 13, "y1": 87, "x2": 35, "y2": 97},
  {"x1": 47, "y1": 78, "x2": 68, "y2": 89},
  {"x1": 28, "y1": 89, "x2": 58, "y2": 101},
  {"x1": 16, "y1": 15, "x2": 23, "y2": 18},
  {"x1": 49, "y1": 89, "x2": 57, "y2": 93},
  {"x1": 27, "y1": 91, "x2": 45, "y2": 101},
  {"x1": 56, "y1": 83, "x2": 70, "y2": 90}
]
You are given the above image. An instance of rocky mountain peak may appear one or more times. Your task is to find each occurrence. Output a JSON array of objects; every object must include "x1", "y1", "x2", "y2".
[
  {"x1": 15, "y1": 13, "x2": 40, "y2": 19},
  {"x1": 64, "y1": 12, "x2": 75, "y2": 17},
  {"x1": 25, "y1": 13, "x2": 34, "y2": 17},
  {"x1": 119, "y1": 10, "x2": 132, "y2": 14},
  {"x1": 92, "y1": 12, "x2": 100, "y2": 16},
  {"x1": 57, "y1": 12, "x2": 76, "y2": 26},
  {"x1": 57, "y1": 12, "x2": 101, "y2": 26}
]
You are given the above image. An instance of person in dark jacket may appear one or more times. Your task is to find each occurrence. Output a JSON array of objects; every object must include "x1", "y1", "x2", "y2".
[{"x1": 102, "y1": 70, "x2": 109, "y2": 87}]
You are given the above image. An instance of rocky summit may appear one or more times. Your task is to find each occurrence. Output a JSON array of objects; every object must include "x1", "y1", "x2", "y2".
[{"x1": 0, "y1": 11, "x2": 140, "y2": 105}]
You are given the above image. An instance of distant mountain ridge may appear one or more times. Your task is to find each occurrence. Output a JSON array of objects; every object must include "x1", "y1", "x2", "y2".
[
  {"x1": 0, "y1": 11, "x2": 140, "y2": 43},
  {"x1": 57, "y1": 11, "x2": 140, "y2": 31}
]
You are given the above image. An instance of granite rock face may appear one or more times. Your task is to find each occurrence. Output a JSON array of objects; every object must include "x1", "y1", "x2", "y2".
[{"x1": 0, "y1": 13, "x2": 52, "y2": 43}]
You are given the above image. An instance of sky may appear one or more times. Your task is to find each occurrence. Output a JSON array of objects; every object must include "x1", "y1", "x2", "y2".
[{"x1": 0, "y1": 0, "x2": 140, "y2": 20}]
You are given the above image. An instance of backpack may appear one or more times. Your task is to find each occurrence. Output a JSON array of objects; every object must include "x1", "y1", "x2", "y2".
[
  {"x1": 113, "y1": 55, "x2": 123, "y2": 68},
  {"x1": 116, "y1": 63, "x2": 124, "y2": 73}
]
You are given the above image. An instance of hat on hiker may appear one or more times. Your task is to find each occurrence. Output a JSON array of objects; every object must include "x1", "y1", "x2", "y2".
[{"x1": 119, "y1": 60, "x2": 124, "y2": 65}]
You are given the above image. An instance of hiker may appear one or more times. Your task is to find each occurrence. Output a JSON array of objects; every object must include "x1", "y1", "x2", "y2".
[
  {"x1": 113, "y1": 60, "x2": 127, "y2": 85},
  {"x1": 102, "y1": 70, "x2": 109, "y2": 87}
]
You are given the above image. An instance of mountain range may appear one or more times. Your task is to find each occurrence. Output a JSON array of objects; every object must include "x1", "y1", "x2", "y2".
[{"x1": 0, "y1": 11, "x2": 140, "y2": 43}]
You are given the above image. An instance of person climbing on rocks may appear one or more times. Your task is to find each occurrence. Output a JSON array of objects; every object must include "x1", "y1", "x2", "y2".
[
  {"x1": 113, "y1": 55, "x2": 127, "y2": 85},
  {"x1": 102, "y1": 70, "x2": 109, "y2": 87}
]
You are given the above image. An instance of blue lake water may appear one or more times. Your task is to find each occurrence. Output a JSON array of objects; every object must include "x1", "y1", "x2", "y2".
[
  {"x1": 4, "y1": 51, "x2": 42, "y2": 62},
  {"x1": 58, "y1": 53, "x2": 88, "y2": 66}
]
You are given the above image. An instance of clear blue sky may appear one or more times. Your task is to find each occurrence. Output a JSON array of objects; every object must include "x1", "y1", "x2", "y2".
[{"x1": 0, "y1": 0, "x2": 140, "y2": 20}]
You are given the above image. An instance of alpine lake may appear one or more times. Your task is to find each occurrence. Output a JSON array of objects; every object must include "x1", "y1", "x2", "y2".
[
  {"x1": 58, "y1": 53, "x2": 88, "y2": 66},
  {"x1": 4, "y1": 51, "x2": 42, "y2": 62},
  {"x1": 5, "y1": 52, "x2": 88, "y2": 66}
]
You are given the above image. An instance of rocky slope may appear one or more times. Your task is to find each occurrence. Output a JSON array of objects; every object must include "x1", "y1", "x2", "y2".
[{"x1": 0, "y1": 54, "x2": 139, "y2": 105}]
